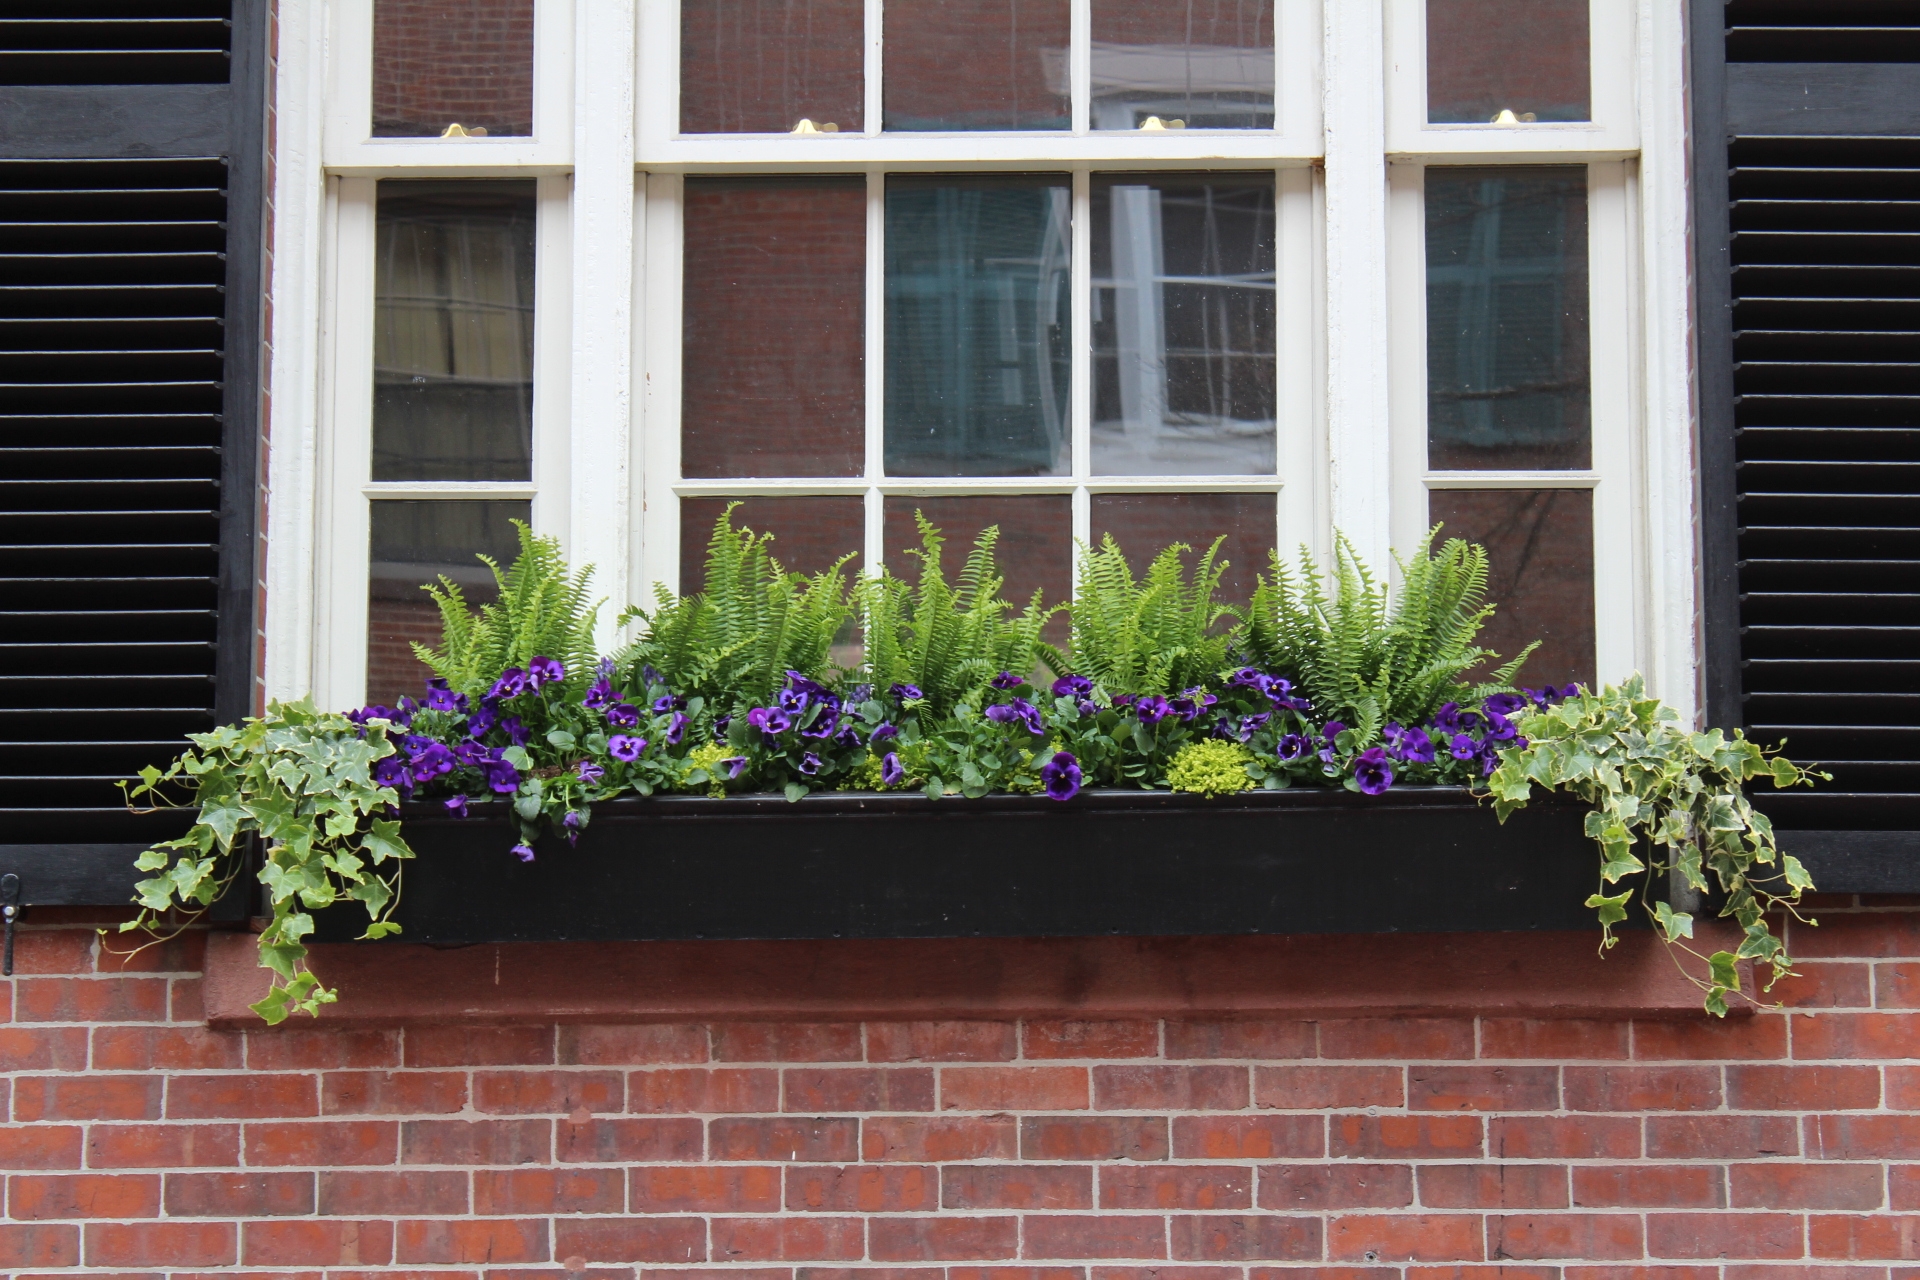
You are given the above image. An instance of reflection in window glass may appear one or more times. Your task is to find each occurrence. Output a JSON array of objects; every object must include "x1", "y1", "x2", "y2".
[
  {"x1": 678, "y1": 497, "x2": 865, "y2": 593},
  {"x1": 1428, "y1": 488, "x2": 1593, "y2": 690},
  {"x1": 374, "y1": 181, "x2": 536, "y2": 482},
  {"x1": 885, "y1": 176, "x2": 1072, "y2": 477},
  {"x1": 1089, "y1": 0, "x2": 1274, "y2": 130},
  {"x1": 680, "y1": 0, "x2": 865, "y2": 134},
  {"x1": 883, "y1": 495, "x2": 1073, "y2": 646},
  {"x1": 1090, "y1": 491, "x2": 1275, "y2": 606},
  {"x1": 372, "y1": 0, "x2": 534, "y2": 137},
  {"x1": 883, "y1": 0, "x2": 1070, "y2": 131},
  {"x1": 1427, "y1": 0, "x2": 1589, "y2": 124},
  {"x1": 1426, "y1": 167, "x2": 1589, "y2": 471},
  {"x1": 1092, "y1": 175, "x2": 1275, "y2": 476},
  {"x1": 682, "y1": 178, "x2": 866, "y2": 478},
  {"x1": 368, "y1": 500, "x2": 529, "y2": 706}
]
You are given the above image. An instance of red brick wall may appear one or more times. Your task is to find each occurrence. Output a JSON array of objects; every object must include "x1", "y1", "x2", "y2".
[
  {"x1": 8, "y1": 901, "x2": 1920, "y2": 1275},
  {"x1": 371, "y1": 0, "x2": 535, "y2": 137}
]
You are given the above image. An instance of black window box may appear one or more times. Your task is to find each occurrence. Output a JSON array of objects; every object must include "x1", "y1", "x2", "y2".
[{"x1": 310, "y1": 786, "x2": 1608, "y2": 945}]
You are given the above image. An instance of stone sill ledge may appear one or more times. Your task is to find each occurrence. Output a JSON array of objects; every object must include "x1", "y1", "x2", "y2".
[{"x1": 204, "y1": 928, "x2": 1742, "y2": 1029}]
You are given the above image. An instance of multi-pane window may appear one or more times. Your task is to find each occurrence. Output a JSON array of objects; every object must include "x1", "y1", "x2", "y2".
[{"x1": 288, "y1": 0, "x2": 1679, "y2": 713}]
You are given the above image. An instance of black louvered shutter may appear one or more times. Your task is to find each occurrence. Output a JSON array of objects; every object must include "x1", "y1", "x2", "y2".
[
  {"x1": 0, "y1": 2, "x2": 262, "y2": 896},
  {"x1": 1701, "y1": 3, "x2": 1920, "y2": 881}
]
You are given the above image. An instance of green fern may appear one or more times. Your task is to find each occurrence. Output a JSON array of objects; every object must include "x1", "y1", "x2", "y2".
[
  {"x1": 1068, "y1": 535, "x2": 1235, "y2": 696},
  {"x1": 858, "y1": 513, "x2": 1062, "y2": 718},
  {"x1": 617, "y1": 506, "x2": 856, "y2": 713},
  {"x1": 1240, "y1": 527, "x2": 1533, "y2": 740},
  {"x1": 413, "y1": 521, "x2": 601, "y2": 699}
]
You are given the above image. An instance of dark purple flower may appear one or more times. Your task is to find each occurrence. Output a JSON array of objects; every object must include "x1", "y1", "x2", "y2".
[
  {"x1": 466, "y1": 702, "x2": 498, "y2": 737},
  {"x1": 652, "y1": 694, "x2": 677, "y2": 714},
  {"x1": 1111, "y1": 694, "x2": 1134, "y2": 708},
  {"x1": 1322, "y1": 721, "x2": 1346, "y2": 744},
  {"x1": 1052, "y1": 674, "x2": 1094, "y2": 697},
  {"x1": 1236, "y1": 711, "x2": 1271, "y2": 743},
  {"x1": 833, "y1": 723, "x2": 864, "y2": 748},
  {"x1": 1353, "y1": 747, "x2": 1394, "y2": 795},
  {"x1": 483, "y1": 758, "x2": 521, "y2": 793},
  {"x1": 713, "y1": 713, "x2": 732, "y2": 741},
  {"x1": 606, "y1": 702, "x2": 639, "y2": 729},
  {"x1": 409, "y1": 740, "x2": 455, "y2": 780},
  {"x1": 489, "y1": 668, "x2": 528, "y2": 699},
  {"x1": 1228, "y1": 667, "x2": 1271, "y2": 691},
  {"x1": 1076, "y1": 698, "x2": 1098, "y2": 718},
  {"x1": 1484, "y1": 711, "x2": 1517, "y2": 742},
  {"x1": 785, "y1": 670, "x2": 829, "y2": 696},
  {"x1": 608, "y1": 734, "x2": 645, "y2": 762},
  {"x1": 425, "y1": 678, "x2": 468, "y2": 713},
  {"x1": 777, "y1": 686, "x2": 812, "y2": 714},
  {"x1": 500, "y1": 716, "x2": 528, "y2": 747},
  {"x1": 1013, "y1": 698, "x2": 1044, "y2": 735},
  {"x1": 583, "y1": 677, "x2": 618, "y2": 711},
  {"x1": 747, "y1": 707, "x2": 791, "y2": 735},
  {"x1": 576, "y1": 759, "x2": 605, "y2": 783},
  {"x1": 1276, "y1": 733, "x2": 1309, "y2": 761},
  {"x1": 890, "y1": 682, "x2": 923, "y2": 701},
  {"x1": 870, "y1": 722, "x2": 899, "y2": 743},
  {"x1": 799, "y1": 751, "x2": 822, "y2": 776},
  {"x1": 985, "y1": 703, "x2": 1018, "y2": 725},
  {"x1": 1041, "y1": 751, "x2": 1082, "y2": 801},
  {"x1": 991, "y1": 671, "x2": 1022, "y2": 690},
  {"x1": 562, "y1": 809, "x2": 583, "y2": 846},
  {"x1": 1396, "y1": 726, "x2": 1436, "y2": 764},
  {"x1": 641, "y1": 663, "x2": 665, "y2": 688},
  {"x1": 346, "y1": 704, "x2": 394, "y2": 729},
  {"x1": 454, "y1": 739, "x2": 491, "y2": 768},
  {"x1": 1135, "y1": 695, "x2": 1171, "y2": 724},
  {"x1": 527, "y1": 656, "x2": 564, "y2": 689},
  {"x1": 1431, "y1": 702, "x2": 1467, "y2": 734},
  {"x1": 511, "y1": 842, "x2": 535, "y2": 863},
  {"x1": 721, "y1": 756, "x2": 748, "y2": 779},
  {"x1": 372, "y1": 755, "x2": 412, "y2": 792},
  {"x1": 1483, "y1": 692, "x2": 1527, "y2": 717},
  {"x1": 881, "y1": 752, "x2": 905, "y2": 786},
  {"x1": 666, "y1": 712, "x2": 688, "y2": 746},
  {"x1": 1449, "y1": 732, "x2": 1478, "y2": 762},
  {"x1": 801, "y1": 710, "x2": 839, "y2": 740},
  {"x1": 444, "y1": 794, "x2": 469, "y2": 818}
]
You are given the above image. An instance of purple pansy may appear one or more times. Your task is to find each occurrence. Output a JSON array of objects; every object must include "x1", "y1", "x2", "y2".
[
  {"x1": 991, "y1": 671, "x2": 1022, "y2": 690},
  {"x1": 608, "y1": 734, "x2": 645, "y2": 762},
  {"x1": 576, "y1": 759, "x2": 605, "y2": 783},
  {"x1": 444, "y1": 795, "x2": 469, "y2": 819},
  {"x1": 1052, "y1": 674, "x2": 1093, "y2": 697},
  {"x1": 483, "y1": 758, "x2": 521, "y2": 793},
  {"x1": 511, "y1": 842, "x2": 536, "y2": 863},
  {"x1": 881, "y1": 752, "x2": 905, "y2": 787},
  {"x1": 527, "y1": 656, "x2": 564, "y2": 689},
  {"x1": 1353, "y1": 747, "x2": 1394, "y2": 795},
  {"x1": 1040, "y1": 751, "x2": 1082, "y2": 802},
  {"x1": 489, "y1": 668, "x2": 528, "y2": 699},
  {"x1": 1135, "y1": 695, "x2": 1171, "y2": 724},
  {"x1": 606, "y1": 703, "x2": 640, "y2": 729}
]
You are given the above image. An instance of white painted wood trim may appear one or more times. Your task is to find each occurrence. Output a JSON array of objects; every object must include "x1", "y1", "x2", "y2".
[
  {"x1": 532, "y1": 173, "x2": 575, "y2": 551},
  {"x1": 1275, "y1": 164, "x2": 1323, "y2": 565},
  {"x1": 637, "y1": 172, "x2": 684, "y2": 601},
  {"x1": 1589, "y1": 159, "x2": 1640, "y2": 687}
]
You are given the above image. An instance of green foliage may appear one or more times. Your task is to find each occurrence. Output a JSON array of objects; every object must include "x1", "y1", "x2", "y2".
[
  {"x1": 1068, "y1": 535, "x2": 1235, "y2": 696},
  {"x1": 1167, "y1": 738, "x2": 1256, "y2": 797},
  {"x1": 417, "y1": 520, "x2": 601, "y2": 700},
  {"x1": 1241, "y1": 529, "x2": 1532, "y2": 745},
  {"x1": 1487, "y1": 675, "x2": 1826, "y2": 1016},
  {"x1": 859, "y1": 513, "x2": 1062, "y2": 719},
  {"x1": 116, "y1": 699, "x2": 415, "y2": 1024},
  {"x1": 620, "y1": 505, "x2": 856, "y2": 714}
]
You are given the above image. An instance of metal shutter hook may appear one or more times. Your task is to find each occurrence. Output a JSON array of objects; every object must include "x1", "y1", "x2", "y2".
[{"x1": 1, "y1": 874, "x2": 19, "y2": 977}]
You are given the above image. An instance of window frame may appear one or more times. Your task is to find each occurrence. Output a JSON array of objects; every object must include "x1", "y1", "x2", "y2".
[{"x1": 266, "y1": 0, "x2": 1699, "y2": 723}]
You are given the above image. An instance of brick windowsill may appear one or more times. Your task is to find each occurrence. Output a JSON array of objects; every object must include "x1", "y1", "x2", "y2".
[{"x1": 203, "y1": 928, "x2": 1742, "y2": 1029}]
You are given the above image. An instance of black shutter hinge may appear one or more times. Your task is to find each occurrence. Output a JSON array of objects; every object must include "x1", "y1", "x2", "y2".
[{"x1": 2, "y1": 874, "x2": 20, "y2": 977}]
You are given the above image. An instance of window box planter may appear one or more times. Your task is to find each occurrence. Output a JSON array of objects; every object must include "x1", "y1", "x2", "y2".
[{"x1": 313, "y1": 786, "x2": 1604, "y2": 945}]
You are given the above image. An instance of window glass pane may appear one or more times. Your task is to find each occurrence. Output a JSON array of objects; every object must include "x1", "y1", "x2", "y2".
[
  {"x1": 1427, "y1": 0, "x2": 1589, "y2": 124},
  {"x1": 1090, "y1": 0, "x2": 1274, "y2": 130},
  {"x1": 683, "y1": 179, "x2": 866, "y2": 478},
  {"x1": 374, "y1": 181, "x2": 536, "y2": 482},
  {"x1": 1090, "y1": 491, "x2": 1275, "y2": 607},
  {"x1": 1428, "y1": 488, "x2": 1594, "y2": 690},
  {"x1": 372, "y1": 0, "x2": 534, "y2": 137},
  {"x1": 883, "y1": 0, "x2": 1070, "y2": 131},
  {"x1": 678, "y1": 497, "x2": 865, "y2": 592},
  {"x1": 1092, "y1": 174, "x2": 1275, "y2": 476},
  {"x1": 368, "y1": 499, "x2": 529, "y2": 706},
  {"x1": 883, "y1": 495, "x2": 1073, "y2": 646},
  {"x1": 885, "y1": 176, "x2": 1072, "y2": 477},
  {"x1": 1426, "y1": 167, "x2": 1589, "y2": 471},
  {"x1": 680, "y1": 0, "x2": 865, "y2": 134}
]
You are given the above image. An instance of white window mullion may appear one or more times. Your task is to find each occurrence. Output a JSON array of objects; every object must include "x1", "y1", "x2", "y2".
[
  {"x1": 568, "y1": 0, "x2": 636, "y2": 649},
  {"x1": 1277, "y1": 162, "x2": 1323, "y2": 567},
  {"x1": 531, "y1": 173, "x2": 574, "y2": 552},
  {"x1": 1589, "y1": 159, "x2": 1639, "y2": 688},
  {"x1": 314, "y1": 176, "x2": 377, "y2": 712},
  {"x1": 1070, "y1": 167, "x2": 1092, "y2": 581},
  {"x1": 864, "y1": 169, "x2": 886, "y2": 577},
  {"x1": 638, "y1": 173, "x2": 683, "y2": 600},
  {"x1": 1386, "y1": 161, "x2": 1428, "y2": 567},
  {"x1": 1323, "y1": 0, "x2": 1393, "y2": 570}
]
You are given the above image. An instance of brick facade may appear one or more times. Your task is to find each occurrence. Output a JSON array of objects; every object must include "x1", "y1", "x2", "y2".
[{"x1": 6, "y1": 902, "x2": 1920, "y2": 1274}]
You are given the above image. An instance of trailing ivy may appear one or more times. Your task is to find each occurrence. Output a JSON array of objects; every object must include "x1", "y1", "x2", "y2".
[{"x1": 1486, "y1": 676, "x2": 1825, "y2": 1015}]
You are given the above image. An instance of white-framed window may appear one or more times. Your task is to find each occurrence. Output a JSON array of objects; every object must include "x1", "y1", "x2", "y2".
[{"x1": 268, "y1": 0, "x2": 1697, "y2": 718}]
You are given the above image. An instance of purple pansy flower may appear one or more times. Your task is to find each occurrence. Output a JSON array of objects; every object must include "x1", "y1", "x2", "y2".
[
  {"x1": 444, "y1": 794, "x2": 469, "y2": 818},
  {"x1": 527, "y1": 656, "x2": 564, "y2": 689},
  {"x1": 562, "y1": 810, "x2": 583, "y2": 845},
  {"x1": 798, "y1": 752, "x2": 823, "y2": 776},
  {"x1": 1483, "y1": 692, "x2": 1528, "y2": 717},
  {"x1": 511, "y1": 842, "x2": 536, "y2": 863},
  {"x1": 409, "y1": 740, "x2": 455, "y2": 780},
  {"x1": 984, "y1": 703, "x2": 1018, "y2": 725},
  {"x1": 483, "y1": 758, "x2": 521, "y2": 793},
  {"x1": 500, "y1": 716, "x2": 528, "y2": 747},
  {"x1": 869, "y1": 722, "x2": 899, "y2": 743},
  {"x1": 1135, "y1": 695, "x2": 1171, "y2": 724},
  {"x1": 576, "y1": 759, "x2": 605, "y2": 783},
  {"x1": 721, "y1": 756, "x2": 749, "y2": 779},
  {"x1": 746, "y1": 707, "x2": 791, "y2": 735},
  {"x1": 606, "y1": 703, "x2": 639, "y2": 728},
  {"x1": 890, "y1": 682, "x2": 923, "y2": 701},
  {"x1": 666, "y1": 712, "x2": 688, "y2": 746},
  {"x1": 608, "y1": 735, "x2": 645, "y2": 762},
  {"x1": 1276, "y1": 732, "x2": 1309, "y2": 761},
  {"x1": 1040, "y1": 751, "x2": 1082, "y2": 802},
  {"x1": 1236, "y1": 711, "x2": 1271, "y2": 743},
  {"x1": 991, "y1": 671, "x2": 1022, "y2": 690},
  {"x1": 1449, "y1": 732, "x2": 1479, "y2": 762},
  {"x1": 1052, "y1": 674, "x2": 1094, "y2": 697},
  {"x1": 1076, "y1": 698, "x2": 1098, "y2": 718},
  {"x1": 489, "y1": 668, "x2": 527, "y2": 699},
  {"x1": 425, "y1": 678, "x2": 467, "y2": 713},
  {"x1": 881, "y1": 752, "x2": 905, "y2": 786},
  {"x1": 1353, "y1": 747, "x2": 1394, "y2": 795},
  {"x1": 466, "y1": 702, "x2": 498, "y2": 737},
  {"x1": 372, "y1": 755, "x2": 412, "y2": 792}
]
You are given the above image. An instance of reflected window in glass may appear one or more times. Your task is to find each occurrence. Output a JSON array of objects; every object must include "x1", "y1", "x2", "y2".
[
  {"x1": 374, "y1": 181, "x2": 537, "y2": 482},
  {"x1": 1428, "y1": 488, "x2": 1593, "y2": 690},
  {"x1": 1425, "y1": 166, "x2": 1588, "y2": 471},
  {"x1": 1090, "y1": 491, "x2": 1275, "y2": 606},
  {"x1": 1089, "y1": 0, "x2": 1274, "y2": 130},
  {"x1": 885, "y1": 175, "x2": 1073, "y2": 477},
  {"x1": 1092, "y1": 174, "x2": 1276, "y2": 477},
  {"x1": 1427, "y1": 0, "x2": 1589, "y2": 125},
  {"x1": 372, "y1": 0, "x2": 534, "y2": 137}
]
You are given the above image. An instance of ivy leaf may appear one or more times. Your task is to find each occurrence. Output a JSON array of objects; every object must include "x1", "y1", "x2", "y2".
[
  {"x1": 363, "y1": 920, "x2": 403, "y2": 940},
  {"x1": 1586, "y1": 890, "x2": 1632, "y2": 927},
  {"x1": 360, "y1": 819, "x2": 411, "y2": 866},
  {"x1": 1708, "y1": 950, "x2": 1742, "y2": 993},
  {"x1": 1653, "y1": 900, "x2": 1694, "y2": 942}
]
